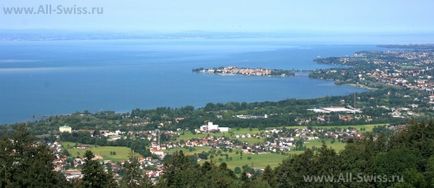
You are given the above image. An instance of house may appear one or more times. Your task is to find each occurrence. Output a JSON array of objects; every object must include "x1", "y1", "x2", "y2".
[
  {"x1": 199, "y1": 122, "x2": 230, "y2": 132},
  {"x1": 59, "y1": 126, "x2": 72, "y2": 133},
  {"x1": 150, "y1": 145, "x2": 165, "y2": 159},
  {"x1": 430, "y1": 95, "x2": 434, "y2": 104},
  {"x1": 339, "y1": 114, "x2": 354, "y2": 122},
  {"x1": 218, "y1": 127, "x2": 230, "y2": 132},
  {"x1": 108, "y1": 135, "x2": 121, "y2": 141},
  {"x1": 64, "y1": 169, "x2": 82, "y2": 181}
]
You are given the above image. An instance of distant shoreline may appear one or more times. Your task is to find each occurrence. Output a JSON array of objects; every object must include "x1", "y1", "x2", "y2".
[{"x1": 193, "y1": 66, "x2": 296, "y2": 77}]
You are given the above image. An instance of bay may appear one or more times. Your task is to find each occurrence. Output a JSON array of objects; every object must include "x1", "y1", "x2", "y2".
[{"x1": 0, "y1": 39, "x2": 376, "y2": 124}]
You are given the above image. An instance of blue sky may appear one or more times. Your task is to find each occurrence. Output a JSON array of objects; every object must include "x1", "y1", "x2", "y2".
[{"x1": 1, "y1": 0, "x2": 434, "y2": 33}]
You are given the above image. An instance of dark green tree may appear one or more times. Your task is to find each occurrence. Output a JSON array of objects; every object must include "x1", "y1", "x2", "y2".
[
  {"x1": 158, "y1": 151, "x2": 241, "y2": 188},
  {"x1": 158, "y1": 151, "x2": 200, "y2": 188},
  {"x1": 0, "y1": 125, "x2": 68, "y2": 187},
  {"x1": 261, "y1": 165, "x2": 274, "y2": 186},
  {"x1": 120, "y1": 156, "x2": 152, "y2": 188},
  {"x1": 81, "y1": 150, "x2": 117, "y2": 188}
]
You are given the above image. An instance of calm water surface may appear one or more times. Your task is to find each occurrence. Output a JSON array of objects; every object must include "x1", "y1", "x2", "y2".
[{"x1": 0, "y1": 39, "x2": 377, "y2": 124}]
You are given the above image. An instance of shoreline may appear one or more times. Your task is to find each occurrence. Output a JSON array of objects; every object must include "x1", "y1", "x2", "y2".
[
  {"x1": 1, "y1": 71, "x2": 371, "y2": 126},
  {"x1": 1, "y1": 83, "x2": 370, "y2": 126},
  {"x1": 345, "y1": 83, "x2": 378, "y2": 91}
]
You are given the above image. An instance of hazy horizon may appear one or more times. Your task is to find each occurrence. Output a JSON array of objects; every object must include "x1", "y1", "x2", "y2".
[
  {"x1": 1, "y1": 30, "x2": 434, "y2": 44},
  {"x1": 1, "y1": 0, "x2": 433, "y2": 33}
]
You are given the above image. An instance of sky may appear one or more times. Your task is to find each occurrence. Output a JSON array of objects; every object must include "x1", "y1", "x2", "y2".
[{"x1": 1, "y1": 0, "x2": 434, "y2": 33}]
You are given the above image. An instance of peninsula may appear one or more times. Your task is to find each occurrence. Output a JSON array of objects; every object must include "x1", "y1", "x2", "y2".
[{"x1": 193, "y1": 66, "x2": 295, "y2": 77}]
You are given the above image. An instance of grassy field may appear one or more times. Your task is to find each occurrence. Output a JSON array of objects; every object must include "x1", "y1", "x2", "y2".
[
  {"x1": 62, "y1": 142, "x2": 142, "y2": 162},
  {"x1": 238, "y1": 137, "x2": 265, "y2": 144},
  {"x1": 166, "y1": 139, "x2": 344, "y2": 170},
  {"x1": 305, "y1": 139, "x2": 347, "y2": 152},
  {"x1": 166, "y1": 146, "x2": 291, "y2": 169},
  {"x1": 215, "y1": 152, "x2": 290, "y2": 169},
  {"x1": 178, "y1": 124, "x2": 384, "y2": 144},
  {"x1": 285, "y1": 123, "x2": 386, "y2": 132},
  {"x1": 166, "y1": 137, "x2": 348, "y2": 169},
  {"x1": 166, "y1": 146, "x2": 211, "y2": 155},
  {"x1": 168, "y1": 124, "x2": 383, "y2": 169}
]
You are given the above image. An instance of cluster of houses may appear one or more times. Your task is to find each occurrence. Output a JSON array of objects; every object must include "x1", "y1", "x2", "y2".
[
  {"x1": 352, "y1": 50, "x2": 434, "y2": 92},
  {"x1": 235, "y1": 114, "x2": 269, "y2": 119},
  {"x1": 141, "y1": 157, "x2": 164, "y2": 182},
  {"x1": 58, "y1": 126, "x2": 126, "y2": 141},
  {"x1": 164, "y1": 126, "x2": 364, "y2": 155},
  {"x1": 47, "y1": 141, "x2": 84, "y2": 181},
  {"x1": 240, "y1": 127, "x2": 362, "y2": 153},
  {"x1": 294, "y1": 113, "x2": 372, "y2": 125},
  {"x1": 50, "y1": 120, "x2": 379, "y2": 182},
  {"x1": 48, "y1": 141, "x2": 68, "y2": 172},
  {"x1": 53, "y1": 126, "x2": 170, "y2": 182},
  {"x1": 58, "y1": 126, "x2": 181, "y2": 144},
  {"x1": 150, "y1": 143, "x2": 166, "y2": 159},
  {"x1": 197, "y1": 66, "x2": 274, "y2": 76},
  {"x1": 367, "y1": 68, "x2": 434, "y2": 91},
  {"x1": 316, "y1": 50, "x2": 434, "y2": 121},
  {"x1": 48, "y1": 139, "x2": 165, "y2": 183},
  {"x1": 388, "y1": 107, "x2": 420, "y2": 118}
]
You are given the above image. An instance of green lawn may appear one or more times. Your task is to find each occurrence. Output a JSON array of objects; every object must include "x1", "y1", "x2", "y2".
[
  {"x1": 237, "y1": 137, "x2": 265, "y2": 144},
  {"x1": 213, "y1": 152, "x2": 289, "y2": 169},
  {"x1": 305, "y1": 139, "x2": 347, "y2": 152},
  {"x1": 178, "y1": 124, "x2": 384, "y2": 143},
  {"x1": 231, "y1": 128, "x2": 262, "y2": 135},
  {"x1": 62, "y1": 142, "x2": 142, "y2": 162},
  {"x1": 166, "y1": 146, "x2": 211, "y2": 155},
  {"x1": 166, "y1": 138, "x2": 347, "y2": 169},
  {"x1": 169, "y1": 124, "x2": 384, "y2": 169},
  {"x1": 167, "y1": 146, "x2": 289, "y2": 169},
  {"x1": 284, "y1": 124, "x2": 386, "y2": 132}
]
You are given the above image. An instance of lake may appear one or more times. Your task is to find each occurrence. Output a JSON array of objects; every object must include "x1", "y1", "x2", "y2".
[{"x1": 0, "y1": 39, "x2": 376, "y2": 124}]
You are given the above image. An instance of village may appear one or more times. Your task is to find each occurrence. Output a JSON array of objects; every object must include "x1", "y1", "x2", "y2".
[
  {"x1": 313, "y1": 49, "x2": 434, "y2": 92},
  {"x1": 49, "y1": 120, "x2": 378, "y2": 182}
]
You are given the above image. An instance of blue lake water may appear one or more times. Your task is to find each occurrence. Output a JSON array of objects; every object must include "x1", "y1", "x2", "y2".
[{"x1": 0, "y1": 39, "x2": 377, "y2": 124}]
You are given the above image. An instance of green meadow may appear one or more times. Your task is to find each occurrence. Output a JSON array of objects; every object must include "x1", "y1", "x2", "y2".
[
  {"x1": 169, "y1": 124, "x2": 384, "y2": 169},
  {"x1": 62, "y1": 142, "x2": 142, "y2": 162},
  {"x1": 166, "y1": 146, "x2": 293, "y2": 169}
]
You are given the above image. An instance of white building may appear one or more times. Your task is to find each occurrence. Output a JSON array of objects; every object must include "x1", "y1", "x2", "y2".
[
  {"x1": 429, "y1": 95, "x2": 434, "y2": 104},
  {"x1": 200, "y1": 122, "x2": 230, "y2": 132},
  {"x1": 150, "y1": 145, "x2": 165, "y2": 159},
  {"x1": 102, "y1": 130, "x2": 122, "y2": 137},
  {"x1": 64, "y1": 169, "x2": 82, "y2": 181},
  {"x1": 59, "y1": 126, "x2": 72, "y2": 133},
  {"x1": 308, "y1": 107, "x2": 362, "y2": 114}
]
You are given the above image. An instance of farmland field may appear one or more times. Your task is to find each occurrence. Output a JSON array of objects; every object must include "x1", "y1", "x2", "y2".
[
  {"x1": 304, "y1": 139, "x2": 347, "y2": 152},
  {"x1": 62, "y1": 142, "x2": 142, "y2": 162},
  {"x1": 285, "y1": 124, "x2": 386, "y2": 132},
  {"x1": 166, "y1": 140, "x2": 343, "y2": 170},
  {"x1": 178, "y1": 124, "x2": 384, "y2": 140},
  {"x1": 166, "y1": 146, "x2": 293, "y2": 169},
  {"x1": 168, "y1": 124, "x2": 384, "y2": 169}
]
